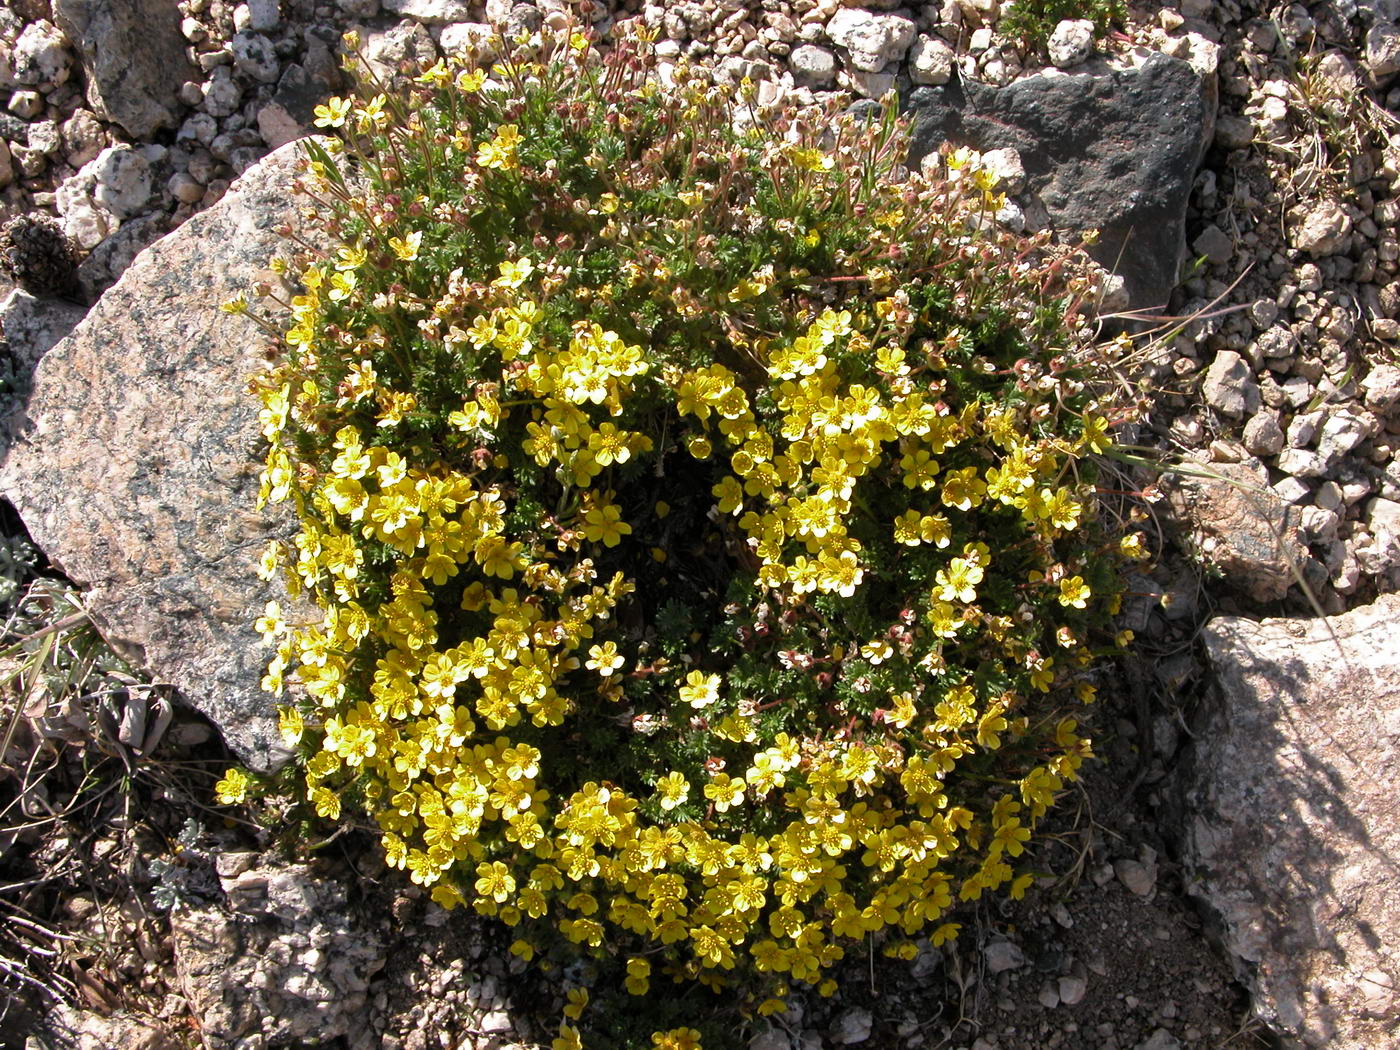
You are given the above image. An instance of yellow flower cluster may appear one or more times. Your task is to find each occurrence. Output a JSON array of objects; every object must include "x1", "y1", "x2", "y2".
[{"x1": 234, "y1": 22, "x2": 1138, "y2": 1035}]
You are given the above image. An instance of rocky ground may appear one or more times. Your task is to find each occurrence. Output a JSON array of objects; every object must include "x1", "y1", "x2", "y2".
[{"x1": 3, "y1": 0, "x2": 1400, "y2": 1048}]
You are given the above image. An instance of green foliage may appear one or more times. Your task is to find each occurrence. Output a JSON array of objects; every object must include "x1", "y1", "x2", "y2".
[
  {"x1": 1001, "y1": 0, "x2": 1126, "y2": 50},
  {"x1": 224, "y1": 17, "x2": 1144, "y2": 1048}
]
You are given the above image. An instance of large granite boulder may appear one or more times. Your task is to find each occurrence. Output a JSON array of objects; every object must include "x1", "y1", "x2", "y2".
[
  {"x1": 1178, "y1": 594, "x2": 1400, "y2": 1048},
  {"x1": 905, "y1": 53, "x2": 1214, "y2": 314},
  {"x1": 0, "y1": 141, "x2": 313, "y2": 771},
  {"x1": 53, "y1": 0, "x2": 197, "y2": 140}
]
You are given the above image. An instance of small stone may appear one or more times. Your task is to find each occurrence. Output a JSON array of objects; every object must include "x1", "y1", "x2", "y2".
[
  {"x1": 1317, "y1": 411, "x2": 1369, "y2": 462},
  {"x1": 1202, "y1": 350, "x2": 1260, "y2": 418},
  {"x1": 832, "y1": 1007, "x2": 872, "y2": 1045},
  {"x1": 202, "y1": 67, "x2": 242, "y2": 118},
  {"x1": 1273, "y1": 476, "x2": 1311, "y2": 504},
  {"x1": 789, "y1": 43, "x2": 837, "y2": 88},
  {"x1": 91, "y1": 144, "x2": 152, "y2": 219},
  {"x1": 983, "y1": 940, "x2": 1026, "y2": 973},
  {"x1": 1135, "y1": 1030, "x2": 1181, "y2": 1050},
  {"x1": 245, "y1": 0, "x2": 280, "y2": 31},
  {"x1": 1114, "y1": 858, "x2": 1155, "y2": 896},
  {"x1": 1242, "y1": 412, "x2": 1285, "y2": 456},
  {"x1": 1059, "y1": 974, "x2": 1088, "y2": 1006},
  {"x1": 61, "y1": 108, "x2": 105, "y2": 167},
  {"x1": 437, "y1": 22, "x2": 496, "y2": 63},
  {"x1": 383, "y1": 0, "x2": 473, "y2": 22},
  {"x1": 826, "y1": 8, "x2": 916, "y2": 72},
  {"x1": 909, "y1": 34, "x2": 953, "y2": 85},
  {"x1": 1047, "y1": 19, "x2": 1095, "y2": 69},
  {"x1": 1038, "y1": 980, "x2": 1061, "y2": 1009},
  {"x1": 168, "y1": 170, "x2": 204, "y2": 204},
  {"x1": 13, "y1": 20, "x2": 73, "y2": 90},
  {"x1": 478, "y1": 1010, "x2": 511, "y2": 1033},
  {"x1": 9, "y1": 89, "x2": 43, "y2": 119},
  {"x1": 1361, "y1": 364, "x2": 1400, "y2": 410},
  {"x1": 1290, "y1": 200, "x2": 1352, "y2": 256},
  {"x1": 980, "y1": 147, "x2": 1025, "y2": 194},
  {"x1": 1214, "y1": 114, "x2": 1254, "y2": 149},
  {"x1": 749, "y1": 1029, "x2": 790, "y2": 1050},
  {"x1": 1366, "y1": 22, "x2": 1400, "y2": 78},
  {"x1": 1277, "y1": 448, "x2": 1328, "y2": 477},
  {"x1": 232, "y1": 31, "x2": 280, "y2": 84},
  {"x1": 0, "y1": 140, "x2": 11, "y2": 190},
  {"x1": 178, "y1": 80, "x2": 204, "y2": 107},
  {"x1": 1193, "y1": 223, "x2": 1233, "y2": 266},
  {"x1": 256, "y1": 101, "x2": 303, "y2": 150}
]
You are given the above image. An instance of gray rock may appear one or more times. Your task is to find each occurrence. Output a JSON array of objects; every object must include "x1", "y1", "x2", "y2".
[
  {"x1": 1366, "y1": 22, "x2": 1400, "y2": 78},
  {"x1": 1164, "y1": 460, "x2": 1307, "y2": 602},
  {"x1": 1242, "y1": 411, "x2": 1285, "y2": 457},
  {"x1": 1289, "y1": 199, "x2": 1352, "y2": 256},
  {"x1": 1214, "y1": 113, "x2": 1254, "y2": 149},
  {"x1": 749, "y1": 1030, "x2": 790, "y2": 1050},
  {"x1": 0, "y1": 139, "x2": 10, "y2": 190},
  {"x1": 1135, "y1": 1031, "x2": 1180, "y2": 1050},
  {"x1": 1058, "y1": 973, "x2": 1088, "y2": 1005},
  {"x1": 245, "y1": 0, "x2": 280, "y2": 32},
  {"x1": 383, "y1": 0, "x2": 472, "y2": 22},
  {"x1": 231, "y1": 31, "x2": 280, "y2": 84},
  {"x1": 983, "y1": 939, "x2": 1026, "y2": 973},
  {"x1": 90, "y1": 145, "x2": 152, "y2": 219},
  {"x1": 1114, "y1": 857, "x2": 1155, "y2": 897},
  {"x1": 0, "y1": 290, "x2": 87, "y2": 454},
  {"x1": 0, "y1": 141, "x2": 319, "y2": 771},
  {"x1": 789, "y1": 43, "x2": 838, "y2": 88},
  {"x1": 271, "y1": 63, "x2": 327, "y2": 127},
  {"x1": 8, "y1": 89, "x2": 42, "y2": 119},
  {"x1": 24, "y1": 1003, "x2": 177, "y2": 1050},
  {"x1": 173, "y1": 861, "x2": 385, "y2": 1047},
  {"x1": 826, "y1": 8, "x2": 915, "y2": 73},
  {"x1": 1181, "y1": 595, "x2": 1400, "y2": 1048},
  {"x1": 337, "y1": 0, "x2": 380, "y2": 16},
  {"x1": 1316, "y1": 410, "x2": 1369, "y2": 462},
  {"x1": 906, "y1": 54, "x2": 1214, "y2": 313},
  {"x1": 12, "y1": 20, "x2": 73, "y2": 90},
  {"x1": 54, "y1": 164, "x2": 118, "y2": 250},
  {"x1": 1202, "y1": 349, "x2": 1260, "y2": 418},
  {"x1": 909, "y1": 34, "x2": 954, "y2": 86},
  {"x1": 1360, "y1": 362, "x2": 1400, "y2": 411},
  {"x1": 202, "y1": 67, "x2": 243, "y2": 119},
  {"x1": 1047, "y1": 18, "x2": 1095, "y2": 69},
  {"x1": 60, "y1": 107, "x2": 104, "y2": 167},
  {"x1": 437, "y1": 22, "x2": 496, "y2": 64},
  {"x1": 356, "y1": 20, "x2": 438, "y2": 86},
  {"x1": 831, "y1": 1007, "x2": 872, "y2": 1045},
  {"x1": 1192, "y1": 223, "x2": 1233, "y2": 266},
  {"x1": 54, "y1": 0, "x2": 197, "y2": 140},
  {"x1": 255, "y1": 101, "x2": 303, "y2": 150}
]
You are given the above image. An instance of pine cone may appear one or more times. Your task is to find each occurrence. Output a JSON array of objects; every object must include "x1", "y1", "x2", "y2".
[{"x1": 0, "y1": 215, "x2": 80, "y2": 301}]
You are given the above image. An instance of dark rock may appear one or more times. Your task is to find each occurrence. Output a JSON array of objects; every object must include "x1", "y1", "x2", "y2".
[
  {"x1": 272, "y1": 63, "x2": 326, "y2": 127},
  {"x1": 905, "y1": 54, "x2": 1214, "y2": 313},
  {"x1": 53, "y1": 0, "x2": 198, "y2": 139},
  {"x1": 0, "y1": 214, "x2": 80, "y2": 300}
]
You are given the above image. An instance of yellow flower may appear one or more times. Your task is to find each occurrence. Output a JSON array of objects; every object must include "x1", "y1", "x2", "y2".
[
  {"x1": 214, "y1": 768, "x2": 251, "y2": 805},
  {"x1": 1058, "y1": 575, "x2": 1091, "y2": 609},
  {"x1": 656, "y1": 771, "x2": 689, "y2": 810},
  {"x1": 581, "y1": 642, "x2": 622, "y2": 677},
  {"x1": 652, "y1": 1028, "x2": 703, "y2": 1050},
  {"x1": 679, "y1": 670, "x2": 720, "y2": 709},
  {"x1": 477, "y1": 123, "x2": 522, "y2": 170},
  {"x1": 312, "y1": 96, "x2": 352, "y2": 128}
]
